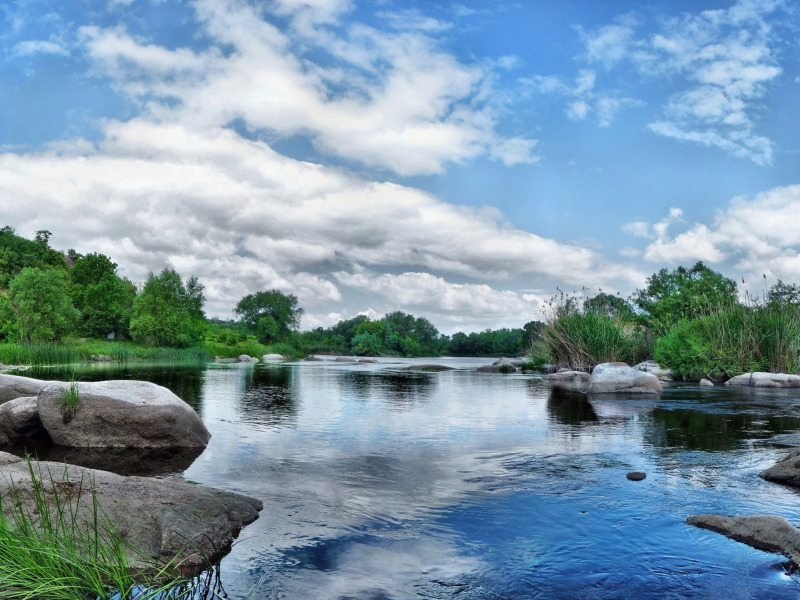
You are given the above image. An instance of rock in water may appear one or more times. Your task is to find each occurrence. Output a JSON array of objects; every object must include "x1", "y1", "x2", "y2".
[
  {"x1": 0, "y1": 397, "x2": 47, "y2": 443},
  {"x1": 37, "y1": 380, "x2": 211, "y2": 448},
  {"x1": 0, "y1": 374, "x2": 46, "y2": 405},
  {"x1": 725, "y1": 372, "x2": 800, "y2": 388},
  {"x1": 0, "y1": 452, "x2": 262, "y2": 571},
  {"x1": 626, "y1": 472, "x2": 646, "y2": 481},
  {"x1": 760, "y1": 448, "x2": 800, "y2": 487},
  {"x1": 405, "y1": 364, "x2": 455, "y2": 372},
  {"x1": 586, "y1": 363, "x2": 663, "y2": 394},
  {"x1": 476, "y1": 362, "x2": 517, "y2": 373},
  {"x1": 237, "y1": 354, "x2": 258, "y2": 363},
  {"x1": 334, "y1": 357, "x2": 357, "y2": 362},
  {"x1": 700, "y1": 378, "x2": 715, "y2": 387},
  {"x1": 542, "y1": 371, "x2": 590, "y2": 388},
  {"x1": 492, "y1": 358, "x2": 525, "y2": 367},
  {"x1": 633, "y1": 361, "x2": 674, "y2": 381},
  {"x1": 687, "y1": 514, "x2": 800, "y2": 565},
  {"x1": 357, "y1": 358, "x2": 378, "y2": 364}
]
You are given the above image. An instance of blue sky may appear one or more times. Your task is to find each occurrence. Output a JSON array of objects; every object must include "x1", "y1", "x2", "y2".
[{"x1": 2, "y1": 0, "x2": 799, "y2": 332}]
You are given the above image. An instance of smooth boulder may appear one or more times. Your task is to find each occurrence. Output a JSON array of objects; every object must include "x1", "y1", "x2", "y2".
[
  {"x1": 586, "y1": 363, "x2": 663, "y2": 394},
  {"x1": 334, "y1": 357, "x2": 357, "y2": 363},
  {"x1": 725, "y1": 372, "x2": 800, "y2": 388},
  {"x1": 633, "y1": 360, "x2": 674, "y2": 381},
  {"x1": 238, "y1": 354, "x2": 258, "y2": 363},
  {"x1": 493, "y1": 358, "x2": 525, "y2": 367},
  {"x1": 0, "y1": 452, "x2": 262, "y2": 571},
  {"x1": 687, "y1": 513, "x2": 800, "y2": 564},
  {"x1": 476, "y1": 362, "x2": 517, "y2": 374},
  {"x1": 0, "y1": 396, "x2": 47, "y2": 443},
  {"x1": 262, "y1": 354, "x2": 285, "y2": 362},
  {"x1": 542, "y1": 371, "x2": 590, "y2": 388},
  {"x1": 700, "y1": 378, "x2": 715, "y2": 387},
  {"x1": 760, "y1": 448, "x2": 800, "y2": 487},
  {"x1": 37, "y1": 380, "x2": 211, "y2": 448},
  {"x1": 0, "y1": 373, "x2": 46, "y2": 405}
]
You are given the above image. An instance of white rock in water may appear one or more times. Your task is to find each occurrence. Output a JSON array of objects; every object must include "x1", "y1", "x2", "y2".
[
  {"x1": 586, "y1": 363, "x2": 662, "y2": 394},
  {"x1": 633, "y1": 360, "x2": 674, "y2": 381},
  {"x1": 725, "y1": 372, "x2": 800, "y2": 388},
  {"x1": 262, "y1": 354, "x2": 285, "y2": 362},
  {"x1": 238, "y1": 354, "x2": 258, "y2": 362},
  {"x1": 700, "y1": 378, "x2": 714, "y2": 387}
]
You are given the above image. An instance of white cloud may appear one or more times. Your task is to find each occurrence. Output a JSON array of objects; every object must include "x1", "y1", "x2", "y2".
[
  {"x1": 621, "y1": 221, "x2": 651, "y2": 238},
  {"x1": 581, "y1": 0, "x2": 783, "y2": 164},
  {"x1": 13, "y1": 38, "x2": 68, "y2": 57},
  {"x1": 377, "y1": 9, "x2": 452, "y2": 33},
  {"x1": 78, "y1": 0, "x2": 537, "y2": 176}
]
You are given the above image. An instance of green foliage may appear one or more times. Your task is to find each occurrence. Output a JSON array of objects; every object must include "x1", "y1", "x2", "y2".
[
  {"x1": 632, "y1": 262, "x2": 737, "y2": 334},
  {"x1": 130, "y1": 269, "x2": 206, "y2": 347},
  {"x1": 351, "y1": 332, "x2": 384, "y2": 356},
  {"x1": 8, "y1": 268, "x2": 79, "y2": 342},
  {"x1": 59, "y1": 376, "x2": 80, "y2": 423},
  {"x1": 654, "y1": 302, "x2": 800, "y2": 379},
  {"x1": 0, "y1": 294, "x2": 17, "y2": 342},
  {"x1": 767, "y1": 280, "x2": 800, "y2": 310},
  {"x1": 0, "y1": 340, "x2": 212, "y2": 366},
  {"x1": 69, "y1": 253, "x2": 135, "y2": 338},
  {"x1": 0, "y1": 456, "x2": 189, "y2": 600},
  {"x1": 583, "y1": 293, "x2": 634, "y2": 320},
  {"x1": 524, "y1": 341, "x2": 552, "y2": 370},
  {"x1": 0, "y1": 226, "x2": 67, "y2": 288},
  {"x1": 234, "y1": 290, "x2": 303, "y2": 343},
  {"x1": 447, "y1": 327, "x2": 528, "y2": 356}
]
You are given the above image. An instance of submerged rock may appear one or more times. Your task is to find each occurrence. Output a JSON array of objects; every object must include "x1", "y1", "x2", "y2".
[
  {"x1": 492, "y1": 358, "x2": 525, "y2": 367},
  {"x1": 633, "y1": 360, "x2": 674, "y2": 381},
  {"x1": 542, "y1": 371, "x2": 590, "y2": 388},
  {"x1": 304, "y1": 356, "x2": 325, "y2": 362},
  {"x1": 760, "y1": 448, "x2": 800, "y2": 487},
  {"x1": 0, "y1": 452, "x2": 262, "y2": 572},
  {"x1": 700, "y1": 378, "x2": 715, "y2": 387},
  {"x1": 334, "y1": 357, "x2": 357, "y2": 362},
  {"x1": 0, "y1": 396, "x2": 47, "y2": 443},
  {"x1": 586, "y1": 363, "x2": 662, "y2": 395},
  {"x1": 476, "y1": 362, "x2": 517, "y2": 374},
  {"x1": 687, "y1": 514, "x2": 800, "y2": 565},
  {"x1": 358, "y1": 358, "x2": 378, "y2": 364},
  {"x1": 626, "y1": 472, "x2": 646, "y2": 481},
  {"x1": 724, "y1": 372, "x2": 800, "y2": 388},
  {"x1": 37, "y1": 380, "x2": 211, "y2": 449},
  {"x1": 0, "y1": 374, "x2": 46, "y2": 405},
  {"x1": 405, "y1": 364, "x2": 455, "y2": 372}
]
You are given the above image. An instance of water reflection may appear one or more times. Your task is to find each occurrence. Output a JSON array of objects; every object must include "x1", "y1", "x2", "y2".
[
  {"x1": 239, "y1": 366, "x2": 297, "y2": 428},
  {"x1": 546, "y1": 387, "x2": 598, "y2": 426}
]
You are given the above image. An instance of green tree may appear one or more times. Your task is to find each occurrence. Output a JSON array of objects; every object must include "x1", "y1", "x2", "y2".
[
  {"x1": 0, "y1": 294, "x2": 17, "y2": 342},
  {"x1": 234, "y1": 289, "x2": 304, "y2": 343},
  {"x1": 69, "y1": 253, "x2": 135, "y2": 338},
  {"x1": 767, "y1": 280, "x2": 800, "y2": 310},
  {"x1": 256, "y1": 315, "x2": 279, "y2": 343},
  {"x1": 130, "y1": 269, "x2": 206, "y2": 347},
  {"x1": 0, "y1": 226, "x2": 67, "y2": 288},
  {"x1": 351, "y1": 332, "x2": 384, "y2": 356},
  {"x1": 584, "y1": 293, "x2": 634, "y2": 320},
  {"x1": 8, "y1": 268, "x2": 79, "y2": 341},
  {"x1": 632, "y1": 262, "x2": 737, "y2": 333}
]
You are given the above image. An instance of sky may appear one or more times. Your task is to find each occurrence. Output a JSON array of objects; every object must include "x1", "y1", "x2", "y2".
[{"x1": 1, "y1": 0, "x2": 799, "y2": 333}]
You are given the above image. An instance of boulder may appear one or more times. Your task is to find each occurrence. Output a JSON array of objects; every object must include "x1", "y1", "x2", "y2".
[
  {"x1": 543, "y1": 371, "x2": 590, "y2": 388},
  {"x1": 724, "y1": 372, "x2": 800, "y2": 388},
  {"x1": 405, "y1": 364, "x2": 455, "y2": 372},
  {"x1": 633, "y1": 360, "x2": 674, "y2": 381},
  {"x1": 262, "y1": 354, "x2": 285, "y2": 362},
  {"x1": 760, "y1": 448, "x2": 800, "y2": 487},
  {"x1": 334, "y1": 357, "x2": 357, "y2": 362},
  {"x1": 0, "y1": 452, "x2": 262, "y2": 572},
  {"x1": 586, "y1": 363, "x2": 663, "y2": 395},
  {"x1": 0, "y1": 374, "x2": 46, "y2": 405},
  {"x1": 214, "y1": 357, "x2": 237, "y2": 364},
  {"x1": 476, "y1": 362, "x2": 517, "y2": 374},
  {"x1": 90, "y1": 354, "x2": 114, "y2": 362},
  {"x1": 304, "y1": 356, "x2": 325, "y2": 362},
  {"x1": 493, "y1": 358, "x2": 525, "y2": 367},
  {"x1": 557, "y1": 368, "x2": 572, "y2": 374},
  {"x1": 687, "y1": 513, "x2": 800, "y2": 565},
  {"x1": 358, "y1": 358, "x2": 378, "y2": 364},
  {"x1": 237, "y1": 354, "x2": 258, "y2": 363},
  {"x1": 37, "y1": 380, "x2": 211, "y2": 449},
  {"x1": 700, "y1": 378, "x2": 715, "y2": 387},
  {"x1": 0, "y1": 396, "x2": 47, "y2": 443},
  {"x1": 626, "y1": 472, "x2": 646, "y2": 481}
]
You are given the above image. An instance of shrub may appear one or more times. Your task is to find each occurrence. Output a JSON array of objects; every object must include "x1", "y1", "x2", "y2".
[{"x1": 8, "y1": 268, "x2": 79, "y2": 342}]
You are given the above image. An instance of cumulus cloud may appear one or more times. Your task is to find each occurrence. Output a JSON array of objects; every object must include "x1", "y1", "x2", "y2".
[
  {"x1": 13, "y1": 37, "x2": 68, "y2": 57},
  {"x1": 580, "y1": 0, "x2": 783, "y2": 164},
  {"x1": 79, "y1": 0, "x2": 537, "y2": 176}
]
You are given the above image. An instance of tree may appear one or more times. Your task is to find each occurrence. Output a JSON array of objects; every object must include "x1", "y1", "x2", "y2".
[
  {"x1": 351, "y1": 332, "x2": 384, "y2": 356},
  {"x1": 234, "y1": 290, "x2": 304, "y2": 343},
  {"x1": 584, "y1": 293, "x2": 634, "y2": 320},
  {"x1": 0, "y1": 226, "x2": 67, "y2": 288},
  {"x1": 0, "y1": 294, "x2": 17, "y2": 342},
  {"x1": 69, "y1": 253, "x2": 135, "y2": 338},
  {"x1": 632, "y1": 262, "x2": 737, "y2": 333},
  {"x1": 8, "y1": 268, "x2": 79, "y2": 341},
  {"x1": 767, "y1": 280, "x2": 800, "y2": 310},
  {"x1": 130, "y1": 268, "x2": 206, "y2": 347}
]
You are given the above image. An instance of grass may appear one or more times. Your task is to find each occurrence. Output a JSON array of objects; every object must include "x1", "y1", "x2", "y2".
[
  {"x1": 654, "y1": 302, "x2": 800, "y2": 379},
  {"x1": 0, "y1": 340, "x2": 212, "y2": 367},
  {"x1": 203, "y1": 340, "x2": 306, "y2": 361},
  {"x1": 543, "y1": 310, "x2": 648, "y2": 372},
  {"x1": 0, "y1": 455, "x2": 193, "y2": 600},
  {"x1": 59, "y1": 374, "x2": 79, "y2": 423}
]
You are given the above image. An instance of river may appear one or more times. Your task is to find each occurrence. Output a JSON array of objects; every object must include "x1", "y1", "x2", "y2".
[{"x1": 14, "y1": 358, "x2": 800, "y2": 599}]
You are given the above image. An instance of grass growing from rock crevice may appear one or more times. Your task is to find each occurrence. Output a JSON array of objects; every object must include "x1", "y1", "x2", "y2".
[
  {"x1": 0, "y1": 456, "x2": 192, "y2": 600},
  {"x1": 59, "y1": 375, "x2": 80, "y2": 424}
]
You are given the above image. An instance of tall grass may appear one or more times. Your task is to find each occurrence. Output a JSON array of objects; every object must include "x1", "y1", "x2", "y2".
[
  {"x1": 0, "y1": 341, "x2": 212, "y2": 367},
  {"x1": 59, "y1": 374, "x2": 80, "y2": 423},
  {"x1": 0, "y1": 456, "x2": 192, "y2": 600},
  {"x1": 543, "y1": 300, "x2": 648, "y2": 372},
  {"x1": 654, "y1": 302, "x2": 800, "y2": 379}
]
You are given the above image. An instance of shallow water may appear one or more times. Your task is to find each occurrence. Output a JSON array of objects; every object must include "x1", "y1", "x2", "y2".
[{"x1": 16, "y1": 358, "x2": 800, "y2": 599}]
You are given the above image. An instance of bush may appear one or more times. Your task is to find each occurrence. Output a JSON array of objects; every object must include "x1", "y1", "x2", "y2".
[{"x1": 8, "y1": 268, "x2": 79, "y2": 342}]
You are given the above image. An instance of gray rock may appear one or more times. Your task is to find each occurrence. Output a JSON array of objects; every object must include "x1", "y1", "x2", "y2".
[
  {"x1": 557, "y1": 368, "x2": 572, "y2": 373},
  {"x1": 626, "y1": 472, "x2": 646, "y2": 481},
  {"x1": 724, "y1": 372, "x2": 800, "y2": 388},
  {"x1": 262, "y1": 354, "x2": 285, "y2": 362},
  {"x1": 633, "y1": 360, "x2": 674, "y2": 381},
  {"x1": 700, "y1": 378, "x2": 715, "y2": 387},
  {"x1": 542, "y1": 371, "x2": 590, "y2": 388},
  {"x1": 214, "y1": 357, "x2": 237, "y2": 364},
  {"x1": 586, "y1": 363, "x2": 663, "y2": 395},
  {"x1": 687, "y1": 513, "x2": 800, "y2": 565},
  {"x1": 106, "y1": 331, "x2": 116, "y2": 341},
  {"x1": 334, "y1": 357, "x2": 357, "y2": 362},
  {"x1": 237, "y1": 354, "x2": 258, "y2": 363},
  {"x1": 37, "y1": 380, "x2": 211, "y2": 449},
  {"x1": 358, "y1": 358, "x2": 378, "y2": 363},
  {"x1": 90, "y1": 354, "x2": 114, "y2": 362},
  {"x1": 304, "y1": 356, "x2": 325, "y2": 362},
  {"x1": 0, "y1": 397, "x2": 47, "y2": 443},
  {"x1": 760, "y1": 448, "x2": 800, "y2": 487},
  {"x1": 493, "y1": 358, "x2": 524, "y2": 367},
  {"x1": 405, "y1": 364, "x2": 455, "y2": 372},
  {"x1": 476, "y1": 362, "x2": 517, "y2": 374},
  {"x1": 0, "y1": 452, "x2": 262, "y2": 572},
  {"x1": 0, "y1": 374, "x2": 46, "y2": 405}
]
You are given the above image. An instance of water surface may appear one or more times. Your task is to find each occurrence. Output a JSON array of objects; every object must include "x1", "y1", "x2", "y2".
[{"x1": 18, "y1": 358, "x2": 800, "y2": 599}]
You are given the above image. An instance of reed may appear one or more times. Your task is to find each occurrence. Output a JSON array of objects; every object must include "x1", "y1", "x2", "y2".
[{"x1": 0, "y1": 341, "x2": 213, "y2": 367}]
